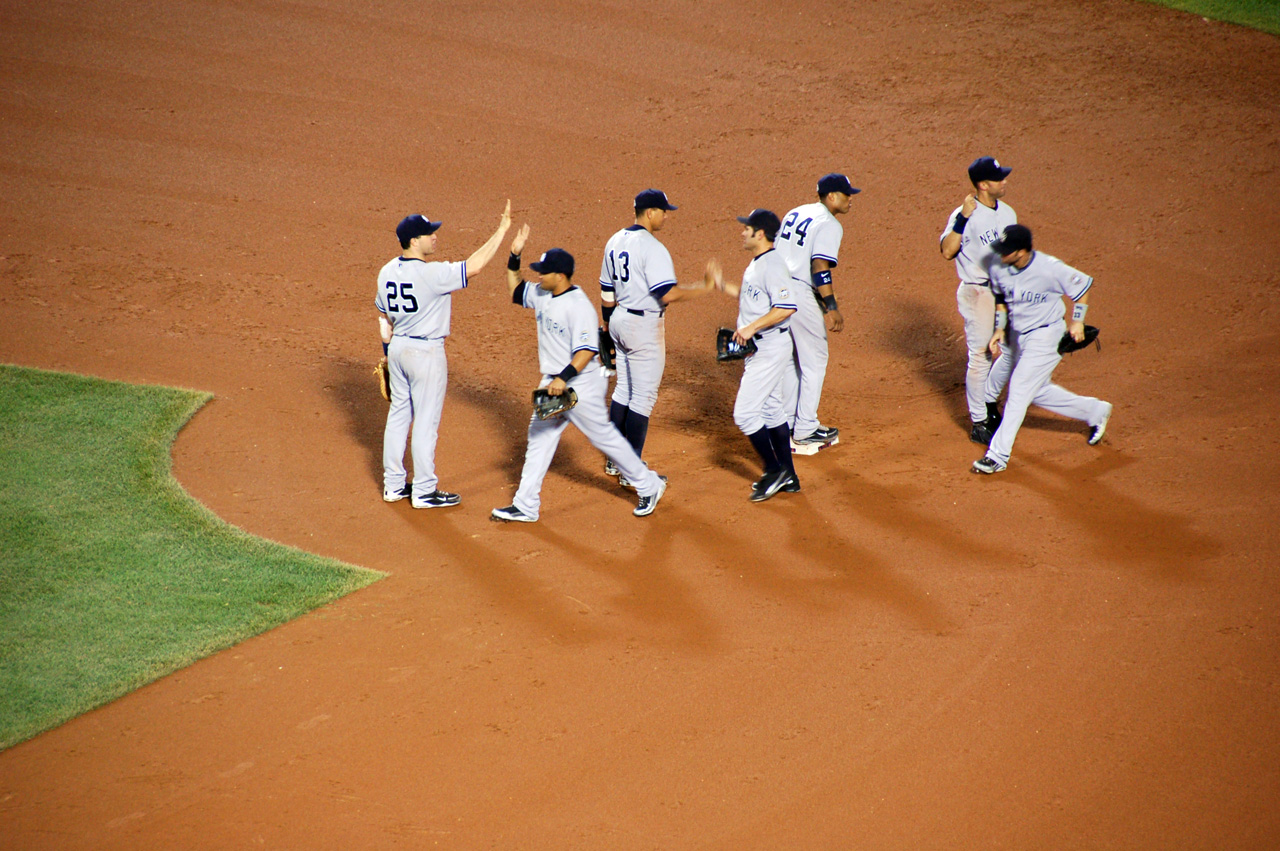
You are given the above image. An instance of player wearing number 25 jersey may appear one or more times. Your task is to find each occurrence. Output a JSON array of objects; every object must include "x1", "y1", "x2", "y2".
[{"x1": 376, "y1": 203, "x2": 510, "y2": 508}]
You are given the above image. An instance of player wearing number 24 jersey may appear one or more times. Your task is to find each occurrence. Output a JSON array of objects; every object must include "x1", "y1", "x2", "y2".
[
  {"x1": 774, "y1": 173, "x2": 859, "y2": 449},
  {"x1": 376, "y1": 201, "x2": 510, "y2": 508}
]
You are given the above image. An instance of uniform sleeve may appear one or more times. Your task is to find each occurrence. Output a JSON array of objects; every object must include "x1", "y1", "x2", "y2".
[
  {"x1": 1057, "y1": 262, "x2": 1094, "y2": 302},
  {"x1": 646, "y1": 242, "x2": 677, "y2": 293},
  {"x1": 375, "y1": 277, "x2": 389, "y2": 314},
  {"x1": 767, "y1": 257, "x2": 797, "y2": 309},
  {"x1": 436, "y1": 261, "x2": 468, "y2": 294},
  {"x1": 939, "y1": 206, "x2": 964, "y2": 244},
  {"x1": 811, "y1": 217, "x2": 844, "y2": 267},
  {"x1": 568, "y1": 298, "x2": 599, "y2": 354},
  {"x1": 519, "y1": 281, "x2": 538, "y2": 309},
  {"x1": 599, "y1": 242, "x2": 615, "y2": 293}
]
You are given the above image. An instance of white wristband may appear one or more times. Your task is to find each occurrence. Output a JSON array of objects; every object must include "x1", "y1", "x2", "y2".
[
  {"x1": 1072, "y1": 303, "x2": 1088, "y2": 322},
  {"x1": 995, "y1": 311, "x2": 1007, "y2": 331}
]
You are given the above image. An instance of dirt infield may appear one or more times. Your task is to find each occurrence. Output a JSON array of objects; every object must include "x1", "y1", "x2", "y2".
[{"x1": 2, "y1": 1, "x2": 1278, "y2": 848}]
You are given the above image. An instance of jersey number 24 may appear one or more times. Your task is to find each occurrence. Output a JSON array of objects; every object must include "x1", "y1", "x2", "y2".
[
  {"x1": 384, "y1": 281, "x2": 419, "y2": 313},
  {"x1": 779, "y1": 213, "x2": 812, "y2": 246}
]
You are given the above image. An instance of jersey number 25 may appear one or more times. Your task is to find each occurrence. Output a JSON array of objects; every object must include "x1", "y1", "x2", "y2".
[{"x1": 385, "y1": 281, "x2": 419, "y2": 313}]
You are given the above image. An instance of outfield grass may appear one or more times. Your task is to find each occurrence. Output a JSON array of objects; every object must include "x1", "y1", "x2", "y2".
[
  {"x1": 0, "y1": 364, "x2": 383, "y2": 750},
  {"x1": 1143, "y1": 0, "x2": 1280, "y2": 34}
]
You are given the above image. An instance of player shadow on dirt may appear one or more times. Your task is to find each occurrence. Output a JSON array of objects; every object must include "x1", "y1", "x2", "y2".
[
  {"x1": 391, "y1": 509, "x2": 613, "y2": 645},
  {"x1": 817, "y1": 461, "x2": 1011, "y2": 567},
  {"x1": 880, "y1": 298, "x2": 972, "y2": 432},
  {"x1": 690, "y1": 495, "x2": 956, "y2": 633},
  {"x1": 524, "y1": 519, "x2": 727, "y2": 651},
  {"x1": 1013, "y1": 451, "x2": 1221, "y2": 581},
  {"x1": 660, "y1": 346, "x2": 761, "y2": 482},
  {"x1": 327, "y1": 356, "x2": 391, "y2": 484}
]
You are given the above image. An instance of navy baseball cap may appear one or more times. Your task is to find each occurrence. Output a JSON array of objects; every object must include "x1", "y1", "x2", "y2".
[
  {"x1": 634, "y1": 189, "x2": 678, "y2": 211},
  {"x1": 736, "y1": 208, "x2": 782, "y2": 238},
  {"x1": 396, "y1": 214, "x2": 442, "y2": 246},
  {"x1": 529, "y1": 248, "x2": 575, "y2": 277},
  {"x1": 990, "y1": 224, "x2": 1033, "y2": 255},
  {"x1": 968, "y1": 156, "x2": 1012, "y2": 184},
  {"x1": 816, "y1": 173, "x2": 860, "y2": 197}
]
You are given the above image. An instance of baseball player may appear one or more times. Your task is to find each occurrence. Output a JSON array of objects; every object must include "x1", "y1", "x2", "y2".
[
  {"x1": 939, "y1": 156, "x2": 1018, "y2": 445},
  {"x1": 492, "y1": 225, "x2": 667, "y2": 522},
  {"x1": 774, "y1": 173, "x2": 858, "y2": 450},
  {"x1": 600, "y1": 188, "x2": 716, "y2": 480},
  {"x1": 378, "y1": 200, "x2": 511, "y2": 508},
  {"x1": 972, "y1": 224, "x2": 1113, "y2": 474},
  {"x1": 709, "y1": 209, "x2": 801, "y2": 501}
]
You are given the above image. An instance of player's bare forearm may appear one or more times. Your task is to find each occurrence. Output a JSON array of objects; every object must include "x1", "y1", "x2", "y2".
[
  {"x1": 940, "y1": 231, "x2": 962, "y2": 260},
  {"x1": 377, "y1": 313, "x2": 392, "y2": 344},
  {"x1": 1067, "y1": 292, "x2": 1090, "y2": 340},
  {"x1": 660, "y1": 280, "x2": 716, "y2": 305},
  {"x1": 506, "y1": 223, "x2": 530, "y2": 295},
  {"x1": 737, "y1": 306, "x2": 795, "y2": 344},
  {"x1": 465, "y1": 199, "x2": 513, "y2": 279}
]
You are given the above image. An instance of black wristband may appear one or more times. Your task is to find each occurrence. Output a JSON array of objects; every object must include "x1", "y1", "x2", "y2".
[
  {"x1": 601, "y1": 304, "x2": 615, "y2": 323},
  {"x1": 382, "y1": 342, "x2": 389, "y2": 356},
  {"x1": 823, "y1": 294, "x2": 838, "y2": 312},
  {"x1": 556, "y1": 364, "x2": 579, "y2": 383},
  {"x1": 507, "y1": 252, "x2": 521, "y2": 271},
  {"x1": 952, "y1": 214, "x2": 969, "y2": 234}
]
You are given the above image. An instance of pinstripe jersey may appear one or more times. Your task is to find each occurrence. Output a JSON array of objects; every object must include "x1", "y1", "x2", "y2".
[{"x1": 599, "y1": 225, "x2": 677, "y2": 312}]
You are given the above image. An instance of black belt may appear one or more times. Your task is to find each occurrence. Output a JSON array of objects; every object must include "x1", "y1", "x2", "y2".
[
  {"x1": 753, "y1": 326, "x2": 787, "y2": 341},
  {"x1": 625, "y1": 308, "x2": 664, "y2": 317},
  {"x1": 962, "y1": 281, "x2": 990, "y2": 288}
]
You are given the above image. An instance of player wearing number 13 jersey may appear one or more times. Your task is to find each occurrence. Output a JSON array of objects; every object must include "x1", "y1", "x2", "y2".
[
  {"x1": 376, "y1": 202, "x2": 510, "y2": 508},
  {"x1": 599, "y1": 189, "x2": 717, "y2": 474}
]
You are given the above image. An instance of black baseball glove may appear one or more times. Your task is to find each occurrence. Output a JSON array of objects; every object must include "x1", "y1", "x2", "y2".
[
  {"x1": 1058, "y1": 324, "x2": 1101, "y2": 355},
  {"x1": 532, "y1": 387, "x2": 578, "y2": 420},
  {"x1": 598, "y1": 327, "x2": 616, "y2": 370},
  {"x1": 716, "y1": 327, "x2": 757, "y2": 361}
]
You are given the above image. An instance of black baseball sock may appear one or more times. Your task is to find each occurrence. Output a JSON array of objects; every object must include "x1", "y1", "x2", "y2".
[
  {"x1": 749, "y1": 427, "x2": 779, "y2": 473},
  {"x1": 767, "y1": 424, "x2": 796, "y2": 478},
  {"x1": 624, "y1": 410, "x2": 650, "y2": 456},
  {"x1": 610, "y1": 401, "x2": 629, "y2": 438}
]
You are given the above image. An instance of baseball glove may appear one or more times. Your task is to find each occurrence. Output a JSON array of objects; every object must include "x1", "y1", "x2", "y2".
[
  {"x1": 532, "y1": 387, "x2": 578, "y2": 420},
  {"x1": 375, "y1": 357, "x2": 391, "y2": 401},
  {"x1": 598, "y1": 327, "x2": 616, "y2": 371},
  {"x1": 1058, "y1": 324, "x2": 1101, "y2": 355},
  {"x1": 716, "y1": 327, "x2": 757, "y2": 361}
]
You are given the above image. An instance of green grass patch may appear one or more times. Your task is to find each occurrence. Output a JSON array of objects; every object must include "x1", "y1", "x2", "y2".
[
  {"x1": 1141, "y1": 0, "x2": 1280, "y2": 35},
  {"x1": 0, "y1": 364, "x2": 383, "y2": 749}
]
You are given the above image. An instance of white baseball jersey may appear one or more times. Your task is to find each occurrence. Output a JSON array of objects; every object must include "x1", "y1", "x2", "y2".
[
  {"x1": 514, "y1": 282, "x2": 600, "y2": 376},
  {"x1": 989, "y1": 252, "x2": 1093, "y2": 332},
  {"x1": 737, "y1": 249, "x2": 797, "y2": 331},
  {"x1": 940, "y1": 200, "x2": 1017, "y2": 284},
  {"x1": 599, "y1": 225, "x2": 677, "y2": 311},
  {"x1": 774, "y1": 202, "x2": 843, "y2": 287},
  {"x1": 375, "y1": 257, "x2": 467, "y2": 338}
]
